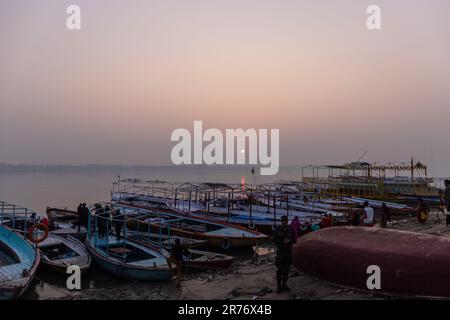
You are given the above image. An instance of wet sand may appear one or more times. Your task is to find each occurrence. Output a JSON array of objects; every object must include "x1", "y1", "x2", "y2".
[{"x1": 27, "y1": 212, "x2": 448, "y2": 300}]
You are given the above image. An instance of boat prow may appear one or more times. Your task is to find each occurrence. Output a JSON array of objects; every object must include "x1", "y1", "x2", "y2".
[
  {"x1": 0, "y1": 226, "x2": 40, "y2": 300},
  {"x1": 38, "y1": 234, "x2": 91, "y2": 274}
]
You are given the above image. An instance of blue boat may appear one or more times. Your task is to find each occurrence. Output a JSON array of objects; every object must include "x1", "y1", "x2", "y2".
[
  {"x1": 86, "y1": 235, "x2": 172, "y2": 282},
  {"x1": 0, "y1": 225, "x2": 40, "y2": 300}
]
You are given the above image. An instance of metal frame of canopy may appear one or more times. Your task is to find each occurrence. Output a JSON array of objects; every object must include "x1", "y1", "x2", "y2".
[{"x1": 0, "y1": 201, "x2": 40, "y2": 239}]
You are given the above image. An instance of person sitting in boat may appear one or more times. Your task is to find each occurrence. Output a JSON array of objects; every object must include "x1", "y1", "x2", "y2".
[
  {"x1": 40, "y1": 216, "x2": 49, "y2": 227},
  {"x1": 303, "y1": 195, "x2": 309, "y2": 204},
  {"x1": 362, "y1": 202, "x2": 375, "y2": 227},
  {"x1": 416, "y1": 198, "x2": 429, "y2": 225},
  {"x1": 112, "y1": 209, "x2": 125, "y2": 240},
  {"x1": 273, "y1": 215, "x2": 295, "y2": 293},
  {"x1": 168, "y1": 238, "x2": 190, "y2": 289}
]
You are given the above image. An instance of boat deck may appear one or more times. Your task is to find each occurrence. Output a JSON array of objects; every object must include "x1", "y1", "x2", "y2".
[{"x1": 91, "y1": 236, "x2": 168, "y2": 267}]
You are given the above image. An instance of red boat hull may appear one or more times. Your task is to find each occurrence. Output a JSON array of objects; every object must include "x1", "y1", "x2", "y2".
[{"x1": 292, "y1": 226, "x2": 450, "y2": 298}]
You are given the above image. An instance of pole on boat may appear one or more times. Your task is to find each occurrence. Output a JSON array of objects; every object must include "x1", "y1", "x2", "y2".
[
  {"x1": 195, "y1": 187, "x2": 198, "y2": 204},
  {"x1": 273, "y1": 195, "x2": 277, "y2": 227},
  {"x1": 188, "y1": 190, "x2": 192, "y2": 212},
  {"x1": 249, "y1": 195, "x2": 253, "y2": 225},
  {"x1": 174, "y1": 190, "x2": 178, "y2": 208},
  {"x1": 227, "y1": 198, "x2": 230, "y2": 221},
  {"x1": 286, "y1": 194, "x2": 289, "y2": 216}
]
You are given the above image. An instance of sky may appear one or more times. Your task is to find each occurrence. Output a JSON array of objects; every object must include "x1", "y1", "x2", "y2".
[{"x1": 1, "y1": 0, "x2": 450, "y2": 176}]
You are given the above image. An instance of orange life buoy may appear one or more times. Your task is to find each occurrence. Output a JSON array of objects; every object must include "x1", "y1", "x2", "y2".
[{"x1": 28, "y1": 223, "x2": 49, "y2": 243}]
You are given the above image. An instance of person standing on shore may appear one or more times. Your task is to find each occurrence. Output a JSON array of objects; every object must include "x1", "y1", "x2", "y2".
[
  {"x1": 363, "y1": 202, "x2": 375, "y2": 227},
  {"x1": 437, "y1": 190, "x2": 445, "y2": 223},
  {"x1": 444, "y1": 180, "x2": 450, "y2": 227},
  {"x1": 290, "y1": 216, "x2": 300, "y2": 241},
  {"x1": 380, "y1": 203, "x2": 391, "y2": 228},
  {"x1": 416, "y1": 198, "x2": 429, "y2": 224},
  {"x1": 168, "y1": 238, "x2": 189, "y2": 289},
  {"x1": 273, "y1": 215, "x2": 295, "y2": 293}
]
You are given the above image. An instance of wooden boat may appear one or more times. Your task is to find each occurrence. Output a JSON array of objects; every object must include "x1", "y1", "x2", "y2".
[
  {"x1": 167, "y1": 200, "x2": 325, "y2": 234},
  {"x1": 181, "y1": 249, "x2": 234, "y2": 270},
  {"x1": 1, "y1": 218, "x2": 90, "y2": 274},
  {"x1": 114, "y1": 195, "x2": 325, "y2": 235},
  {"x1": 46, "y1": 207, "x2": 79, "y2": 223},
  {"x1": 0, "y1": 225, "x2": 40, "y2": 300},
  {"x1": 86, "y1": 235, "x2": 172, "y2": 281},
  {"x1": 126, "y1": 234, "x2": 234, "y2": 270},
  {"x1": 341, "y1": 197, "x2": 416, "y2": 215},
  {"x1": 292, "y1": 226, "x2": 450, "y2": 298},
  {"x1": 38, "y1": 234, "x2": 91, "y2": 274},
  {"x1": 111, "y1": 203, "x2": 268, "y2": 250}
]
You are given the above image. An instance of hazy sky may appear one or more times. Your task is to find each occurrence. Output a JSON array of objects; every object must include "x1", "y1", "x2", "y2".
[{"x1": 1, "y1": 0, "x2": 450, "y2": 175}]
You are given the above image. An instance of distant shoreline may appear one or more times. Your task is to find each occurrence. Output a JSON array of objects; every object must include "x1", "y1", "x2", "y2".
[{"x1": 0, "y1": 163, "x2": 299, "y2": 173}]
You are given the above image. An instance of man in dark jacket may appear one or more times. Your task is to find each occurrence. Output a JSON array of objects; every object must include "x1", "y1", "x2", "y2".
[
  {"x1": 273, "y1": 215, "x2": 295, "y2": 293},
  {"x1": 77, "y1": 203, "x2": 83, "y2": 232},
  {"x1": 112, "y1": 209, "x2": 125, "y2": 240}
]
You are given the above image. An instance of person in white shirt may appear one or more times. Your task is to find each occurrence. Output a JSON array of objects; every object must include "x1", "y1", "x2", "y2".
[{"x1": 363, "y1": 201, "x2": 375, "y2": 226}]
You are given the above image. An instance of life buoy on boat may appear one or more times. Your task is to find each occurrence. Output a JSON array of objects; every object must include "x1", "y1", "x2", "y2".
[
  {"x1": 28, "y1": 223, "x2": 49, "y2": 244},
  {"x1": 220, "y1": 238, "x2": 231, "y2": 250},
  {"x1": 248, "y1": 223, "x2": 255, "y2": 230}
]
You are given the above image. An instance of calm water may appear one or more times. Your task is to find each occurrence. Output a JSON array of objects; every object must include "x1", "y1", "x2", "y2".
[{"x1": 0, "y1": 166, "x2": 300, "y2": 214}]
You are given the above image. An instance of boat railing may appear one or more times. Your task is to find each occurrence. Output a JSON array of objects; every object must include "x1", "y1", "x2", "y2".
[
  {"x1": 0, "y1": 200, "x2": 40, "y2": 239},
  {"x1": 87, "y1": 202, "x2": 172, "y2": 257}
]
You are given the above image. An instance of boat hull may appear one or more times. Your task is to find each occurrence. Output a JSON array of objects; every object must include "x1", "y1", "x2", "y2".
[
  {"x1": 292, "y1": 226, "x2": 450, "y2": 298},
  {"x1": 86, "y1": 240, "x2": 172, "y2": 282}
]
